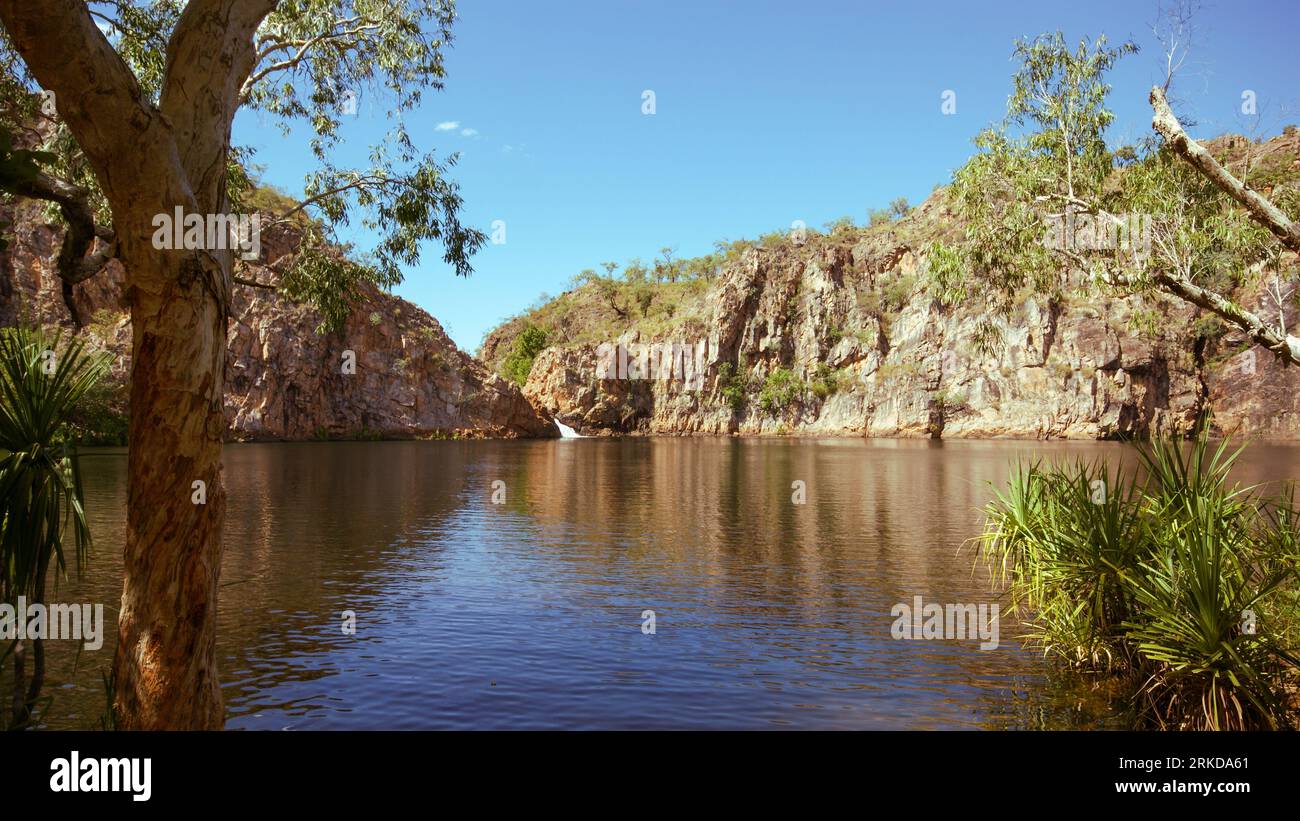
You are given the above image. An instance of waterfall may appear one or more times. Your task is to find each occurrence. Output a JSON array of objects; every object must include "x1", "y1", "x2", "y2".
[{"x1": 555, "y1": 420, "x2": 583, "y2": 438}]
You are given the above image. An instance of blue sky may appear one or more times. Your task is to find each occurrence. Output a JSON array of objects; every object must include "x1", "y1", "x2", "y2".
[{"x1": 234, "y1": 0, "x2": 1300, "y2": 352}]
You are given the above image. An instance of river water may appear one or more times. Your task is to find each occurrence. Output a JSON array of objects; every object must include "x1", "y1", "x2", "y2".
[{"x1": 34, "y1": 437, "x2": 1300, "y2": 729}]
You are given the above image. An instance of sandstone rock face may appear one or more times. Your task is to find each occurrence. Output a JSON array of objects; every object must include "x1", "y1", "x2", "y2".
[
  {"x1": 223, "y1": 271, "x2": 554, "y2": 441},
  {"x1": 0, "y1": 204, "x2": 555, "y2": 441},
  {"x1": 0, "y1": 199, "x2": 128, "y2": 327},
  {"x1": 508, "y1": 195, "x2": 1300, "y2": 440}
]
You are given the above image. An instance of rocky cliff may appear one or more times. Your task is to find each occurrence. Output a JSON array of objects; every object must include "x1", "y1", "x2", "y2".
[
  {"x1": 482, "y1": 137, "x2": 1300, "y2": 440},
  {"x1": 0, "y1": 200, "x2": 555, "y2": 441}
]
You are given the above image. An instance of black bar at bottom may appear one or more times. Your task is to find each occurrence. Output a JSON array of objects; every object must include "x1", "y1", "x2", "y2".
[{"x1": 3, "y1": 730, "x2": 1288, "y2": 808}]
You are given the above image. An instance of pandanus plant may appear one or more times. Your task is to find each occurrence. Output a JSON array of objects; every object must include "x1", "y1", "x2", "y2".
[
  {"x1": 0, "y1": 326, "x2": 108, "y2": 728},
  {"x1": 979, "y1": 459, "x2": 1147, "y2": 670},
  {"x1": 979, "y1": 429, "x2": 1300, "y2": 730},
  {"x1": 1124, "y1": 436, "x2": 1299, "y2": 730}
]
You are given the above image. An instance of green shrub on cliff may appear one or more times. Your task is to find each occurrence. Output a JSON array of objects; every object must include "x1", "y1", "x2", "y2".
[
  {"x1": 502, "y1": 325, "x2": 548, "y2": 386},
  {"x1": 868, "y1": 208, "x2": 893, "y2": 227},
  {"x1": 810, "y1": 363, "x2": 840, "y2": 399},
  {"x1": 881, "y1": 273, "x2": 917, "y2": 313},
  {"x1": 758, "y1": 367, "x2": 805, "y2": 414},
  {"x1": 823, "y1": 216, "x2": 855, "y2": 235},
  {"x1": 716, "y1": 362, "x2": 747, "y2": 414}
]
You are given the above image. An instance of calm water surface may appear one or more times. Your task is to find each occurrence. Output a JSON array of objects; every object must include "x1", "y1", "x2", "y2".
[{"x1": 39, "y1": 438, "x2": 1300, "y2": 729}]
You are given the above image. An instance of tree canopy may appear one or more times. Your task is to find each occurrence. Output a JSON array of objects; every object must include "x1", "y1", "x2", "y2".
[
  {"x1": 0, "y1": 0, "x2": 484, "y2": 332},
  {"x1": 928, "y1": 31, "x2": 1300, "y2": 363}
]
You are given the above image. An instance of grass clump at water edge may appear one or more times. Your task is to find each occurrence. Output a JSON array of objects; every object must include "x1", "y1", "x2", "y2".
[{"x1": 976, "y1": 430, "x2": 1300, "y2": 730}]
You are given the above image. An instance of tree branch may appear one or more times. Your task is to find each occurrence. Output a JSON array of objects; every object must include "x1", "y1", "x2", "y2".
[
  {"x1": 154, "y1": 0, "x2": 280, "y2": 314},
  {"x1": 0, "y1": 0, "x2": 179, "y2": 217},
  {"x1": 232, "y1": 274, "x2": 278, "y2": 290},
  {"x1": 1151, "y1": 85, "x2": 1300, "y2": 253},
  {"x1": 266, "y1": 174, "x2": 397, "y2": 226},
  {"x1": 1152, "y1": 268, "x2": 1300, "y2": 365},
  {"x1": 8, "y1": 170, "x2": 117, "y2": 284},
  {"x1": 1095, "y1": 264, "x2": 1300, "y2": 367},
  {"x1": 242, "y1": 17, "x2": 382, "y2": 98},
  {"x1": 161, "y1": 0, "x2": 279, "y2": 214},
  {"x1": 253, "y1": 15, "x2": 361, "y2": 58}
]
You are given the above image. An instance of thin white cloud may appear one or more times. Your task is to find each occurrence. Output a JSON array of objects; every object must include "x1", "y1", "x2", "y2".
[
  {"x1": 461, "y1": 128, "x2": 478, "y2": 137},
  {"x1": 434, "y1": 121, "x2": 460, "y2": 131}
]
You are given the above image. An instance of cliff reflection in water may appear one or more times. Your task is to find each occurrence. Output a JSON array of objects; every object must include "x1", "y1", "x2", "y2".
[{"x1": 48, "y1": 438, "x2": 1300, "y2": 729}]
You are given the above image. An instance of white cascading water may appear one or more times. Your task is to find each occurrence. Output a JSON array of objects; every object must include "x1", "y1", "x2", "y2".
[{"x1": 555, "y1": 420, "x2": 583, "y2": 438}]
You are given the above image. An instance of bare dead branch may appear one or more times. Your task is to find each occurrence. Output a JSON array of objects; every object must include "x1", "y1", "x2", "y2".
[
  {"x1": 1151, "y1": 85, "x2": 1300, "y2": 253},
  {"x1": 1153, "y1": 269, "x2": 1300, "y2": 365}
]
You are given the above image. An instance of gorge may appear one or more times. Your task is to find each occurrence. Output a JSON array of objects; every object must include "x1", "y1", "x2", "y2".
[{"x1": 2, "y1": 137, "x2": 1298, "y2": 445}]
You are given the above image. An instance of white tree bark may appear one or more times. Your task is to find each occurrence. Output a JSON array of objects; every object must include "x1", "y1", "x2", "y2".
[{"x1": 1149, "y1": 85, "x2": 1300, "y2": 365}]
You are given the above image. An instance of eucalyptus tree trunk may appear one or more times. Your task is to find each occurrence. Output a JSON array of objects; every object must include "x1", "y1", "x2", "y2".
[
  {"x1": 0, "y1": 0, "x2": 278, "y2": 729},
  {"x1": 113, "y1": 246, "x2": 231, "y2": 728}
]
